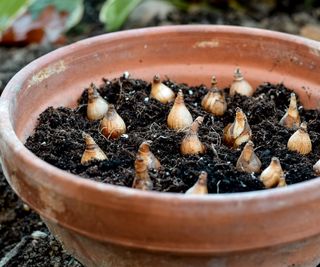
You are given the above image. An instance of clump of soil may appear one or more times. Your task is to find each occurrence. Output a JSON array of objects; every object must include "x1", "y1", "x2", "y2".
[{"x1": 25, "y1": 76, "x2": 320, "y2": 194}]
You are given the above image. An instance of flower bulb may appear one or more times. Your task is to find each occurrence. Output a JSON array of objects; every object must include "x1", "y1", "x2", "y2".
[
  {"x1": 167, "y1": 90, "x2": 193, "y2": 130},
  {"x1": 185, "y1": 171, "x2": 208, "y2": 195},
  {"x1": 279, "y1": 93, "x2": 300, "y2": 129},
  {"x1": 136, "y1": 141, "x2": 161, "y2": 170},
  {"x1": 260, "y1": 157, "x2": 284, "y2": 188},
  {"x1": 100, "y1": 104, "x2": 126, "y2": 139},
  {"x1": 287, "y1": 122, "x2": 312, "y2": 155},
  {"x1": 313, "y1": 159, "x2": 320, "y2": 175},
  {"x1": 87, "y1": 83, "x2": 109, "y2": 121},
  {"x1": 201, "y1": 76, "x2": 227, "y2": 116},
  {"x1": 230, "y1": 68, "x2": 254, "y2": 97},
  {"x1": 132, "y1": 156, "x2": 153, "y2": 191},
  {"x1": 81, "y1": 132, "x2": 107, "y2": 164},
  {"x1": 180, "y1": 116, "x2": 206, "y2": 155},
  {"x1": 150, "y1": 74, "x2": 175, "y2": 104},
  {"x1": 223, "y1": 107, "x2": 252, "y2": 148},
  {"x1": 236, "y1": 141, "x2": 261, "y2": 173}
]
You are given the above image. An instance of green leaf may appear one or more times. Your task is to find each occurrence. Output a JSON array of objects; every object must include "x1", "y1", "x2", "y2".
[
  {"x1": 64, "y1": 0, "x2": 84, "y2": 30},
  {"x1": 0, "y1": 0, "x2": 34, "y2": 33},
  {"x1": 99, "y1": 0, "x2": 143, "y2": 32},
  {"x1": 168, "y1": 0, "x2": 190, "y2": 11},
  {"x1": 28, "y1": 0, "x2": 84, "y2": 30}
]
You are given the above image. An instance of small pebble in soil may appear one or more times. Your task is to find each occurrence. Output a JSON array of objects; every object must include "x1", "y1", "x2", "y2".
[
  {"x1": 22, "y1": 203, "x2": 30, "y2": 211},
  {"x1": 31, "y1": 231, "x2": 48, "y2": 240}
]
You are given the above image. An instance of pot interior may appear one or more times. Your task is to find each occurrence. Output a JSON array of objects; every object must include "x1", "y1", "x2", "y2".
[{"x1": 5, "y1": 26, "x2": 320, "y2": 142}]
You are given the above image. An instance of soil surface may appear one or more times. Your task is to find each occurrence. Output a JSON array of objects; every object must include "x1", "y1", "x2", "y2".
[{"x1": 25, "y1": 77, "x2": 320, "y2": 194}]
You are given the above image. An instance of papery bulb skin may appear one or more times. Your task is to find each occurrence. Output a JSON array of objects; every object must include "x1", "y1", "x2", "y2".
[
  {"x1": 180, "y1": 117, "x2": 206, "y2": 155},
  {"x1": 87, "y1": 83, "x2": 109, "y2": 121},
  {"x1": 167, "y1": 90, "x2": 193, "y2": 131},
  {"x1": 132, "y1": 156, "x2": 153, "y2": 191},
  {"x1": 81, "y1": 132, "x2": 107, "y2": 164},
  {"x1": 100, "y1": 104, "x2": 126, "y2": 139},
  {"x1": 287, "y1": 122, "x2": 312, "y2": 155},
  {"x1": 260, "y1": 157, "x2": 284, "y2": 188},
  {"x1": 277, "y1": 175, "x2": 287, "y2": 187},
  {"x1": 201, "y1": 76, "x2": 227, "y2": 116},
  {"x1": 313, "y1": 159, "x2": 320, "y2": 175},
  {"x1": 236, "y1": 141, "x2": 261, "y2": 173},
  {"x1": 185, "y1": 171, "x2": 208, "y2": 195},
  {"x1": 230, "y1": 68, "x2": 254, "y2": 97},
  {"x1": 136, "y1": 141, "x2": 161, "y2": 170},
  {"x1": 279, "y1": 93, "x2": 300, "y2": 129},
  {"x1": 223, "y1": 107, "x2": 252, "y2": 148},
  {"x1": 150, "y1": 74, "x2": 175, "y2": 104}
]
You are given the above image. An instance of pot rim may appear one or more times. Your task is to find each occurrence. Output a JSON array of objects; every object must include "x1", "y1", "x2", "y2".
[{"x1": 1, "y1": 25, "x2": 320, "y2": 203}]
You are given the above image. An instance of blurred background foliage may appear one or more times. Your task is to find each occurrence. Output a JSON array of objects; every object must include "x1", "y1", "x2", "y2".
[{"x1": 0, "y1": 0, "x2": 319, "y2": 45}]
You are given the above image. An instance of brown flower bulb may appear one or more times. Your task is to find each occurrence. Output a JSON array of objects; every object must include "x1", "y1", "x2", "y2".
[
  {"x1": 180, "y1": 116, "x2": 206, "y2": 155},
  {"x1": 223, "y1": 107, "x2": 252, "y2": 148},
  {"x1": 201, "y1": 76, "x2": 227, "y2": 116},
  {"x1": 136, "y1": 141, "x2": 161, "y2": 170},
  {"x1": 313, "y1": 159, "x2": 320, "y2": 175},
  {"x1": 230, "y1": 68, "x2": 254, "y2": 97},
  {"x1": 81, "y1": 132, "x2": 107, "y2": 164},
  {"x1": 185, "y1": 171, "x2": 208, "y2": 195},
  {"x1": 279, "y1": 93, "x2": 300, "y2": 129},
  {"x1": 150, "y1": 74, "x2": 175, "y2": 104},
  {"x1": 87, "y1": 83, "x2": 109, "y2": 121},
  {"x1": 167, "y1": 90, "x2": 193, "y2": 130},
  {"x1": 277, "y1": 174, "x2": 287, "y2": 188},
  {"x1": 259, "y1": 157, "x2": 284, "y2": 188},
  {"x1": 100, "y1": 104, "x2": 126, "y2": 139},
  {"x1": 287, "y1": 122, "x2": 312, "y2": 155},
  {"x1": 236, "y1": 141, "x2": 261, "y2": 173},
  {"x1": 132, "y1": 156, "x2": 153, "y2": 191}
]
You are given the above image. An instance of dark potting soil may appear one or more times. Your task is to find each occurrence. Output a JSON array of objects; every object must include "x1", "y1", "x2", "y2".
[
  {"x1": 25, "y1": 76, "x2": 320, "y2": 194},
  {"x1": 0, "y1": 169, "x2": 82, "y2": 266}
]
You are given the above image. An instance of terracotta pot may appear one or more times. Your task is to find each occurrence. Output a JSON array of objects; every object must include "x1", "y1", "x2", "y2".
[{"x1": 1, "y1": 26, "x2": 320, "y2": 267}]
